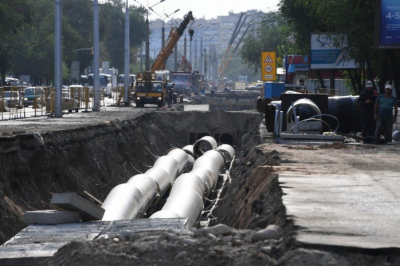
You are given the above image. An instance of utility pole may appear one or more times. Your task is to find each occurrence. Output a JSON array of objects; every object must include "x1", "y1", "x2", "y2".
[
  {"x1": 124, "y1": 0, "x2": 130, "y2": 106},
  {"x1": 93, "y1": 0, "x2": 100, "y2": 111},
  {"x1": 54, "y1": 0, "x2": 62, "y2": 117},
  {"x1": 204, "y1": 48, "x2": 207, "y2": 80},
  {"x1": 145, "y1": 13, "x2": 150, "y2": 71},
  {"x1": 194, "y1": 38, "x2": 197, "y2": 71},
  {"x1": 174, "y1": 45, "x2": 178, "y2": 71}
]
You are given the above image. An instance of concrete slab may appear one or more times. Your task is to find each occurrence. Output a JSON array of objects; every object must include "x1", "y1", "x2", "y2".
[
  {"x1": 183, "y1": 104, "x2": 210, "y2": 111},
  {"x1": 24, "y1": 210, "x2": 80, "y2": 225},
  {"x1": 279, "y1": 168, "x2": 400, "y2": 249},
  {"x1": 50, "y1": 193, "x2": 104, "y2": 221},
  {"x1": 0, "y1": 218, "x2": 187, "y2": 263}
]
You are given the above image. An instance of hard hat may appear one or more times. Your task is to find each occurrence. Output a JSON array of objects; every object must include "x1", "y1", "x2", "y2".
[
  {"x1": 385, "y1": 84, "x2": 393, "y2": 89},
  {"x1": 366, "y1": 81, "x2": 373, "y2": 87}
]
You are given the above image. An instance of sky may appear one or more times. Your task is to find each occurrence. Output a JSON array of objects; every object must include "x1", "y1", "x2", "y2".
[{"x1": 128, "y1": 0, "x2": 281, "y2": 21}]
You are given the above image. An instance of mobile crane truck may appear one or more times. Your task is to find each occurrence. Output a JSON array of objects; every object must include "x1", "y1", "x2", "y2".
[{"x1": 134, "y1": 11, "x2": 194, "y2": 108}]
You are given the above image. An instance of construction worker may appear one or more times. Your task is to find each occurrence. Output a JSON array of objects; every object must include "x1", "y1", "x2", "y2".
[
  {"x1": 358, "y1": 80, "x2": 378, "y2": 143},
  {"x1": 373, "y1": 84, "x2": 398, "y2": 144},
  {"x1": 168, "y1": 88, "x2": 174, "y2": 108}
]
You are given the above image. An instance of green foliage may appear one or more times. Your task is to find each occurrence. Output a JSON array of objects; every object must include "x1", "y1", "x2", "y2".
[
  {"x1": 0, "y1": 0, "x2": 146, "y2": 85},
  {"x1": 279, "y1": 0, "x2": 400, "y2": 98},
  {"x1": 239, "y1": 11, "x2": 305, "y2": 75}
]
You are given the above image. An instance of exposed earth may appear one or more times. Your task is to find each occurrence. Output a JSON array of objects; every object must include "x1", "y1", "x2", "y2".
[{"x1": 1, "y1": 99, "x2": 400, "y2": 265}]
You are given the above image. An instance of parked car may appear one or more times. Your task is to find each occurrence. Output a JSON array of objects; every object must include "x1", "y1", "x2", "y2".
[
  {"x1": 23, "y1": 87, "x2": 45, "y2": 107},
  {"x1": 246, "y1": 83, "x2": 264, "y2": 91},
  {"x1": 0, "y1": 91, "x2": 23, "y2": 108},
  {"x1": 46, "y1": 90, "x2": 79, "y2": 113}
]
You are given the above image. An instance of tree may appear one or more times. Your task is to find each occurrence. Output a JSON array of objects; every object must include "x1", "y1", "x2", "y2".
[
  {"x1": 279, "y1": 0, "x2": 400, "y2": 98},
  {"x1": 0, "y1": 0, "x2": 34, "y2": 83},
  {"x1": 239, "y1": 12, "x2": 305, "y2": 75}
]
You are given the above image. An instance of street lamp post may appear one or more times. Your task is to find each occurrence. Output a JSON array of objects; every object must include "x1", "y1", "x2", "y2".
[
  {"x1": 124, "y1": 0, "x2": 130, "y2": 106},
  {"x1": 135, "y1": 0, "x2": 166, "y2": 71},
  {"x1": 93, "y1": 0, "x2": 100, "y2": 111},
  {"x1": 54, "y1": 0, "x2": 62, "y2": 117}
]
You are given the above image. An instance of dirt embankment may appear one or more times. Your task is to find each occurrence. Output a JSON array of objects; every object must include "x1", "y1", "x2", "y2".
[
  {"x1": 0, "y1": 114, "x2": 172, "y2": 244},
  {"x1": 0, "y1": 111, "x2": 261, "y2": 244}
]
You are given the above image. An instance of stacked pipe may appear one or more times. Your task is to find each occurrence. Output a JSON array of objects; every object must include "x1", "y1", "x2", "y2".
[
  {"x1": 101, "y1": 147, "x2": 190, "y2": 221},
  {"x1": 264, "y1": 95, "x2": 360, "y2": 133},
  {"x1": 150, "y1": 141, "x2": 235, "y2": 229}
]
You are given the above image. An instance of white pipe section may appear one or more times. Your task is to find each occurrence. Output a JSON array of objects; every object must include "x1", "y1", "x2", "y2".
[
  {"x1": 182, "y1": 145, "x2": 194, "y2": 156},
  {"x1": 216, "y1": 144, "x2": 235, "y2": 163},
  {"x1": 192, "y1": 150, "x2": 224, "y2": 189},
  {"x1": 193, "y1": 136, "x2": 217, "y2": 157},
  {"x1": 157, "y1": 190, "x2": 204, "y2": 228},
  {"x1": 167, "y1": 149, "x2": 189, "y2": 174},
  {"x1": 127, "y1": 174, "x2": 158, "y2": 209},
  {"x1": 101, "y1": 183, "x2": 143, "y2": 220},
  {"x1": 150, "y1": 144, "x2": 234, "y2": 229},
  {"x1": 144, "y1": 168, "x2": 170, "y2": 196},
  {"x1": 102, "y1": 148, "x2": 189, "y2": 221},
  {"x1": 170, "y1": 173, "x2": 206, "y2": 198},
  {"x1": 191, "y1": 167, "x2": 214, "y2": 197},
  {"x1": 153, "y1": 156, "x2": 179, "y2": 185}
]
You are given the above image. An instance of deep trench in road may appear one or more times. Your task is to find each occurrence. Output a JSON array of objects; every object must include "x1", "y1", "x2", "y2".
[
  {"x1": 1, "y1": 110, "x2": 290, "y2": 244},
  {"x1": 2, "y1": 109, "x2": 399, "y2": 265}
]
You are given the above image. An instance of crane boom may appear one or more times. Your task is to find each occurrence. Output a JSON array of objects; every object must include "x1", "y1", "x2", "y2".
[
  {"x1": 151, "y1": 11, "x2": 194, "y2": 72},
  {"x1": 220, "y1": 22, "x2": 253, "y2": 78},
  {"x1": 217, "y1": 13, "x2": 247, "y2": 78}
]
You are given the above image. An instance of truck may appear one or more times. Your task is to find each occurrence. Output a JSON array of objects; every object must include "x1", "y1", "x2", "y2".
[
  {"x1": 134, "y1": 11, "x2": 194, "y2": 108},
  {"x1": 170, "y1": 71, "x2": 192, "y2": 96},
  {"x1": 135, "y1": 72, "x2": 168, "y2": 107}
]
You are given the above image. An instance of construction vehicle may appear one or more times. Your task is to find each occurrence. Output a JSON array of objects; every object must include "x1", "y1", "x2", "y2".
[
  {"x1": 134, "y1": 11, "x2": 194, "y2": 108},
  {"x1": 134, "y1": 72, "x2": 167, "y2": 107}
]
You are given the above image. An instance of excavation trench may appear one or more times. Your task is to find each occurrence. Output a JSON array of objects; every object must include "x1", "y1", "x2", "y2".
[{"x1": 0, "y1": 110, "x2": 285, "y2": 245}]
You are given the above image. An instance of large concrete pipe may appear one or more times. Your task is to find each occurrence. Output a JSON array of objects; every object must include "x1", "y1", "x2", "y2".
[
  {"x1": 102, "y1": 148, "x2": 189, "y2": 221},
  {"x1": 158, "y1": 191, "x2": 204, "y2": 228},
  {"x1": 101, "y1": 183, "x2": 143, "y2": 220},
  {"x1": 182, "y1": 145, "x2": 194, "y2": 157},
  {"x1": 216, "y1": 144, "x2": 235, "y2": 163},
  {"x1": 192, "y1": 150, "x2": 225, "y2": 189},
  {"x1": 170, "y1": 173, "x2": 206, "y2": 198},
  {"x1": 264, "y1": 95, "x2": 360, "y2": 134},
  {"x1": 218, "y1": 133, "x2": 235, "y2": 145},
  {"x1": 191, "y1": 167, "x2": 214, "y2": 197},
  {"x1": 328, "y1": 96, "x2": 360, "y2": 133},
  {"x1": 264, "y1": 101, "x2": 281, "y2": 132},
  {"x1": 127, "y1": 174, "x2": 159, "y2": 210},
  {"x1": 167, "y1": 148, "x2": 190, "y2": 174},
  {"x1": 150, "y1": 144, "x2": 234, "y2": 229},
  {"x1": 286, "y1": 98, "x2": 321, "y2": 123},
  {"x1": 153, "y1": 156, "x2": 179, "y2": 185},
  {"x1": 257, "y1": 97, "x2": 272, "y2": 113},
  {"x1": 144, "y1": 168, "x2": 170, "y2": 197},
  {"x1": 193, "y1": 136, "x2": 217, "y2": 157}
]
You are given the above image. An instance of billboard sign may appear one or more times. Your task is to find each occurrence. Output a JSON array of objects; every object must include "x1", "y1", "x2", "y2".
[
  {"x1": 374, "y1": 0, "x2": 400, "y2": 49},
  {"x1": 261, "y1": 52, "x2": 276, "y2": 81},
  {"x1": 310, "y1": 34, "x2": 357, "y2": 70}
]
